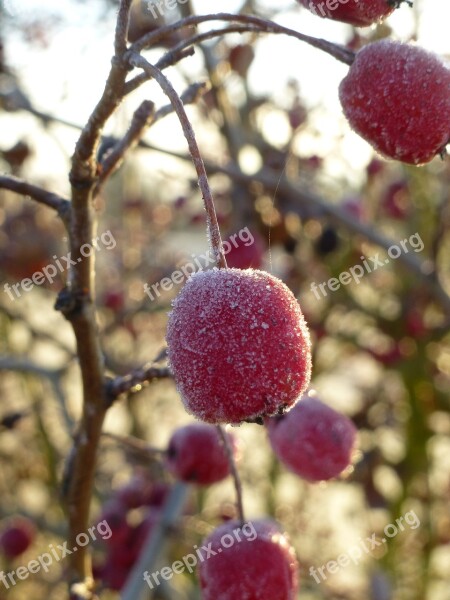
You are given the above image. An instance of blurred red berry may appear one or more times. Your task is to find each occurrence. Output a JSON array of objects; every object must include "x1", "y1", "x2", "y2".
[
  {"x1": 166, "y1": 423, "x2": 238, "y2": 485},
  {"x1": 267, "y1": 394, "x2": 357, "y2": 482},
  {"x1": 0, "y1": 517, "x2": 35, "y2": 558},
  {"x1": 228, "y1": 44, "x2": 255, "y2": 77},
  {"x1": 225, "y1": 231, "x2": 265, "y2": 270}
]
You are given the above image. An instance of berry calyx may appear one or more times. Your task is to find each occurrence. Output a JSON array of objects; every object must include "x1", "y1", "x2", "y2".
[
  {"x1": 165, "y1": 423, "x2": 238, "y2": 485},
  {"x1": 198, "y1": 519, "x2": 298, "y2": 599},
  {"x1": 297, "y1": 0, "x2": 396, "y2": 26},
  {"x1": 339, "y1": 40, "x2": 450, "y2": 165},
  {"x1": 166, "y1": 268, "x2": 311, "y2": 424},
  {"x1": 267, "y1": 394, "x2": 357, "y2": 482}
]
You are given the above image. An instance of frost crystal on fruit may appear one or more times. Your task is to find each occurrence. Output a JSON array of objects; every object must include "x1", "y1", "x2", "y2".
[
  {"x1": 339, "y1": 39, "x2": 450, "y2": 165},
  {"x1": 166, "y1": 268, "x2": 311, "y2": 424}
]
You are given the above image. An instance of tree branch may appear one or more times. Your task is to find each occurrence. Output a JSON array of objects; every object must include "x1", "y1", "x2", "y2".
[
  {"x1": 0, "y1": 174, "x2": 70, "y2": 226},
  {"x1": 60, "y1": 0, "x2": 135, "y2": 591},
  {"x1": 96, "y1": 99, "x2": 155, "y2": 190},
  {"x1": 105, "y1": 363, "x2": 172, "y2": 405},
  {"x1": 130, "y1": 13, "x2": 355, "y2": 66}
]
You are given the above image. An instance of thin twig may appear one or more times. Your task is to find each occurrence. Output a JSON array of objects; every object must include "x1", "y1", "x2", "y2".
[
  {"x1": 130, "y1": 13, "x2": 355, "y2": 65},
  {"x1": 127, "y1": 52, "x2": 227, "y2": 267},
  {"x1": 114, "y1": 0, "x2": 132, "y2": 57},
  {"x1": 124, "y1": 25, "x2": 261, "y2": 95},
  {"x1": 106, "y1": 364, "x2": 172, "y2": 405},
  {"x1": 0, "y1": 174, "x2": 71, "y2": 226},
  {"x1": 96, "y1": 99, "x2": 155, "y2": 190},
  {"x1": 217, "y1": 425, "x2": 245, "y2": 525},
  {"x1": 102, "y1": 431, "x2": 166, "y2": 456}
]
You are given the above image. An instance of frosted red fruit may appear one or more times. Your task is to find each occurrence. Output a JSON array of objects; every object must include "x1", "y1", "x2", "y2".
[
  {"x1": 267, "y1": 394, "x2": 357, "y2": 482},
  {"x1": 166, "y1": 423, "x2": 237, "y2": 485},
  {"x1": 198, "y1": 519, "x2": 298, "y2": 599},
  {"x1": 339, "y1": 40, "x2": 450, "y2": 165},
  {"x1": 0, "y1": 517, "x2": 35, "y2": 558},
  {"x1": 298, "y1": 0, "x2": 395, "y2": 26},
  {"x1": 166, "y1": 268, "x2": 311, "y2": 424}
]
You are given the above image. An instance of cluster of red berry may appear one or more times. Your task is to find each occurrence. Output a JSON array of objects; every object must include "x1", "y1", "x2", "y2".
[{"x1": 165, "y1": 268, "x2": 357, "y2": 597}]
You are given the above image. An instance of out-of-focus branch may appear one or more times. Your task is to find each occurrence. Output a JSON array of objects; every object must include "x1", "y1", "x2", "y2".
[
  {"x1": 106, "y1": 363, "x2": 172, "y2": 405},
  {"x1": 0, "y1": 175, "x2": 70, "y2": 226},
  {"x1": 96, "y1": 100, "x2": 155, "y2": 190}
]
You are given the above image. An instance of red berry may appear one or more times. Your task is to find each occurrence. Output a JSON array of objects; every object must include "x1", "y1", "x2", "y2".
[
  {"x1": 267, "y1": 394, "x2": 357, "y2": 482},
  {"x1": 339, "y1": 40, "x2": 450, "y2": 165},
  {"x1": 115, "y1": 473, "x2": 154, "y2": 509},
  {"x1": 0, "y1": 517, "x2": 35, "y2": 558},
  {"x1": 298, "y1": 0, "x2": 395, "y2": 26},
  {"x1": 198, "y1": 519, "x2": 298, "y2": 599},
  {"x1": 225, "y1": 232, "x2": 265, "y2": 270},
  {"x1": 166, "y1": 268, "x2": 311, "y2": 424},
  {"x1": 97, "y1": 501, "x2": 129, "y2": 546},
  {"x1": 228, "y1": 44, "x2": 255, "y2": 77},
  {"x1": 166, "y1": 423, "x2": 237, "y2": 485}
]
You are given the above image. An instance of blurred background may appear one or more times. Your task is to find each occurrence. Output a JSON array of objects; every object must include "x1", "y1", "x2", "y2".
[{"x1": 0, "y1": 0, "x2": 449, "y2": 598}]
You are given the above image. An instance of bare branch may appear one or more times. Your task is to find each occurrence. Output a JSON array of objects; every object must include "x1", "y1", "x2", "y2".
[
  {"x1": 106, "y1": 363, "x2": 172, "y2": 405},
  {"x1": 124, "y1": 25, "x2": 257, "y2": 96},
  {"x1": 96, "y1": 100, "x2": 155, "y2": 189},
  {"x1": 0, "y1": 174, "x2": 70, "y2": 226},
  {"x1": 114, "y1": 0, "x2": 133, "y2": 56},
  {"x1": 130, "y1": 13, "x2": 355, "y2": 65}
]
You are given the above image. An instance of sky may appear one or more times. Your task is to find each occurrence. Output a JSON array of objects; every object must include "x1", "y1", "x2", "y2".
[{"x1": 1, "y1": 0, "x2": 450, "y2": 187}]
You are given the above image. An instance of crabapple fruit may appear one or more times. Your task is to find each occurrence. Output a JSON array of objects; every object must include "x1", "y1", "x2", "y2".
[
  {"x1": 166, "y1": 423, "x2": 237, "y2": 485},
  {"x1": 0, "y1": 517, "x2": 35, "y2": 558},
  {"x1": 297, "y1": 0, "x2": 396, "y2": 26},
  {"x1": 198, "y1": 519, "x2": 298, "y2": 599},
  {"x1": 267, "y1": 394, "x2": 357, "y2": 482},
  {"x1": 166, "y1": 268, "x2": 311, "y2": 424},
  {"x1": 339, "y1": 40, "x2": 450, "y2": 165}
]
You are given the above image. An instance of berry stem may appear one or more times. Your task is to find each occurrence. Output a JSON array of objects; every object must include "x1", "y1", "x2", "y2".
[
  {"x1": 217, "y1": 425, "x2": 245, "y2": 525},
  {"x1": 127, "y1": 53, "x2": 227, "y2": 268}
]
